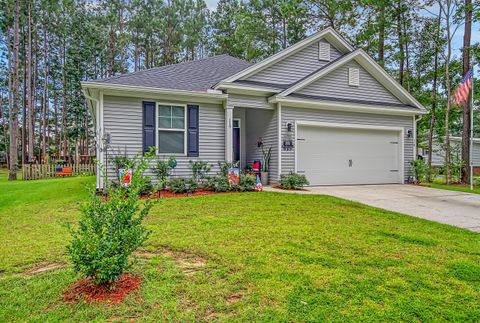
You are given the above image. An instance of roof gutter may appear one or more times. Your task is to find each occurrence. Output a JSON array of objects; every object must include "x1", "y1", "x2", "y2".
[{"x1": 81, "y1": 81, "x2": 228, "y2": 100}]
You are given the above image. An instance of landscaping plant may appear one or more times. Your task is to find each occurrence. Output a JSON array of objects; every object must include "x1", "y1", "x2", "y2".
[
  {"x1": 410, "y1": 159, "x2": 430, "y2": 184},
  {"x1": 168, "y1": 177, "x2": 198, "y2": 193},
  {"x1": 235, "y1": 174, "x2": 256, "y2": 192},
  {"x1": 154, "y1": 156, "x2": 176, "y2": 189},
  {"x1": 109, "y1": 149, "x2": 134, "y2": 179},
  {"x1": 189, "y1": 160, "x2": 211, "y2": 184},
  {"x1": 66, "y1": 149, "x2": 156, "y2": 286},
  {"x1": 206, "y1": 175, "x2": 231, "y2": 192},
  {"x1": 279, "y1": 172, "x2": 309, "y2": 190}
]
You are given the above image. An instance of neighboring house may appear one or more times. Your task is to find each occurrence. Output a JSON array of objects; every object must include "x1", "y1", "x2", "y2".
[
  {"x1": 82, "y1": 27, "x2": 426, "y2": 189},
  {"x1": 418, "y1": 137, "x2": 480, "y2": 175}
]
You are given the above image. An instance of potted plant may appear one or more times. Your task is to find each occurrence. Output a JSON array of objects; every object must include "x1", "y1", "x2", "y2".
[{"x1": 261, "y1": 146, "x2": 272, "y2": 185}]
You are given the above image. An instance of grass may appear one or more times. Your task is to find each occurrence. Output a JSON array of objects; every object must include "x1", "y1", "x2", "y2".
[
  {"x1": 420, "y1": 182, "x2": 480, "y2": 195},
  {"x1": 1, "y1": 169, "x2": 480, "y2": 321}
]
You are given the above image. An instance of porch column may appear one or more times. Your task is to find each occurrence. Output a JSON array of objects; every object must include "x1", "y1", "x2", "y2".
[{"x1": 225, "y1": 105, "x2": 234, "y2": 162}]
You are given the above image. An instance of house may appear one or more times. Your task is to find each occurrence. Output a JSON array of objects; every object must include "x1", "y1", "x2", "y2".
[
  {"x1": 81, "y1": 27, "x2": 426, "y2": 189},
  {"x1": 418, "y1": 137, "x2": 480, "y2": 176}
]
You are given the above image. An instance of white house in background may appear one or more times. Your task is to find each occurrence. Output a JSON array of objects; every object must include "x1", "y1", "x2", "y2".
[
  {"x1": 418, "y1": 137, "x2": 480, "y2": 176},
  {"x1": 81, "y1": 27, "x2": 426, "y2": 189}
]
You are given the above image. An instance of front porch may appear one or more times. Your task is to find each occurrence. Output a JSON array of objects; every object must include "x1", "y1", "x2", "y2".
[{"x1": 225, "y1": 106, "x2": 279, "y2": 183}]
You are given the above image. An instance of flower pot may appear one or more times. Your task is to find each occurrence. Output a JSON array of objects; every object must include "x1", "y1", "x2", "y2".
[{"x1": 260, "y1": 172, "x2": 269, "y2": 185}]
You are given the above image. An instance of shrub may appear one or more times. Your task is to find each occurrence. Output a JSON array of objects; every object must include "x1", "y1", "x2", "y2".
[
  {"x1": 205, "y1": 175, "x2": 231, "y2": 192},
  {"x1": 218, "y1": 161, "x2": 239, "y2": 176},
  {"x1": 67, "y1": 150, "x2": 156, "y2": 286},
  {"x1": 189, "y1": 160, "x2": 211, "y2": 184},
  {"x1": 410, "y1": 159, "x2": 429, "y2": 184},
  {"x1": 154, "y1": 156, "x2": 176, "y2": 189},
  {"x1": 235, "y1": 174, "x2": 256, "y2": 192},
  {"x1": 168, "y1": 177, "x2": 198, "y2": 193},
  {"x1": 139, "y1": 176, "x2": 154, "y2": 195},
  {"x1": 279, "y1": 173, "x2": 309, "y2": 190}
]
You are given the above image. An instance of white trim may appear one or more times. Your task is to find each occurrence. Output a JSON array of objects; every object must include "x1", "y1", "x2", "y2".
[
  {"x1": 215, "y1": 27, "x2": 353, "y2": 86},
  {"x1": 214, "y1": 82, "x2": 282, "y2": 95},
  {"x1": 156, "y1": 102, "x2": 188, "y2": 156},
  {"x1": 276, "y1": 50, "x2": 426, "y2": 112},
  {"x1": 99, "y1": 90, "x2": 105, "y2": 190},
  {"x1": 270, "y1": 96, "x2": 426, "y2": 116},
  {"x1": 294, "y1": 121, "x2": 405, "y2": 184},
  {"x1": 81, "y1": 81, "x2": 227, "y2": 102},
  {"x1": 225, "y1": 106, "x2": 234, "y2": 162},
  {"x1": 278, "y1": 103, "x2": 282, "y2": 178}
]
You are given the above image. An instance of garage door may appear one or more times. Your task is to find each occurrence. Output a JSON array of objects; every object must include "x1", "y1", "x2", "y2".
[{"x1": 297, "y1": 125, "x2": 402, "y2": 185}]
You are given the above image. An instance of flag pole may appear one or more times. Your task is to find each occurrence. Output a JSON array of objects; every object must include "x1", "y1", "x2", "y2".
[{"x1": 470, "y1": 71, "x2": 474, "y2": 191}]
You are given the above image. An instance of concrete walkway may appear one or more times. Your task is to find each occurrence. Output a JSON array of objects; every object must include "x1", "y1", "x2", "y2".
[{"x1": 265, "y1": 185, "x2": 480, "y2": 232}]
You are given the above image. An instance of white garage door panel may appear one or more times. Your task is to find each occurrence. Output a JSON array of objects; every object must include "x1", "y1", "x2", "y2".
[{"x1": 297, "y1": 126, "x2": 401, "y2": 185}]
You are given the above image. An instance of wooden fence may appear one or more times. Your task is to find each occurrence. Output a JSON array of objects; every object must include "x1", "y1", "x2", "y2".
[{"x1": 22, "y1": 164, "x2": 96, "y2": 180}]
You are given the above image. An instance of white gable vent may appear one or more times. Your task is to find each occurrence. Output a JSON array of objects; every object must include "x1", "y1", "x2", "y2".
[
  {"x1": 348, "y1": 68, "x2": 360, "y2": 86},
  {"x1": 318, "y1": 42, "x2": 330, "y2": 61}
]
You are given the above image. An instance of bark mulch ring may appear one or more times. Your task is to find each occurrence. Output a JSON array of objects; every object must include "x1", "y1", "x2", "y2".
[
  {"x1": 63, "y1": 273, "x2": 142, "y2": 305},
  {"x1": 141, "y1": 189, "x2": 238, "y2": 200}
]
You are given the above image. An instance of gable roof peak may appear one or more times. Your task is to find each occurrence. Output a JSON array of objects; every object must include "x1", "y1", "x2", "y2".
[{"x1": 215, "y1": 27, "x2": 354, "y2": 87}]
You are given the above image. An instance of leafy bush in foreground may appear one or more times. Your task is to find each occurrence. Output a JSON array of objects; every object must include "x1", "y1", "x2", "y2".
[
  {"x1": 67, "y1": 150, "x2": 156, "y2": 286},
  {"x1": 279, "y1": 173, "x2": 309, "y2": 190},
  {"x1": 168, "y1": 177, "x2": 198, "y2": 193}
]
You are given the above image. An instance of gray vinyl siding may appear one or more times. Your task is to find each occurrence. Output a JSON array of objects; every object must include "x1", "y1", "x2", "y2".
[
  {"x1": 244, "y1": 108, "x2": 278, "y2": 182},
  {"x1": 228, "y1": 93, "x2": 274, "y2": 109},
  {"x1": 296, "y1": 61, "x2": 404, "y2": 106},
  {"x1": 243, "y1": 41, "x2": 343, "y2": 84},
  {"x1": 103, "y1": 95, "x2": 225, "y2": 182},
  {"x1": 422, "y1": 140, "x2": 480, "y2": 166},
  {"x1": 280, "y1": 107, "x2": 414, "y2": 183}
]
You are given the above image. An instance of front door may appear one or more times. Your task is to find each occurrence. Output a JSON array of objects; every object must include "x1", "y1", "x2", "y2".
[{"x1": 233, "y1": 119, "x2": 241, "y2": 166}]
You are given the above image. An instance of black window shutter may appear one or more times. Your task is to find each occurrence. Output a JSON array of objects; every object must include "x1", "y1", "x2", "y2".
[
  {"x1": 143, "y1": 101, "x2": 156, "y2": 154},
  {"x1": 187, "y1": 105, "x2": 199, "y2": 157}
]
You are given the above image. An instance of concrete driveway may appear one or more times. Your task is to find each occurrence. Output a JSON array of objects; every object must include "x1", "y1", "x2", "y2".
[{"x1": 270, "y1": 185, "x2": 480, "y2": 232}]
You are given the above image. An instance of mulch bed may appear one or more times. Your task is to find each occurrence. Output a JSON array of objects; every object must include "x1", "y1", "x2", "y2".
[
  {"x1": 147, "y1": 189, "x2": 237, "y2": 199},
  {"x1": 63, "y1": 273, "x2": 142, "y2": 305}
]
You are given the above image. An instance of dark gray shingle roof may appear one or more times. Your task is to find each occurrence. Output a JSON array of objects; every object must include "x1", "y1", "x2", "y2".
[{"x1": 93, "y1": 54, "x2": 252, "y2": 91}]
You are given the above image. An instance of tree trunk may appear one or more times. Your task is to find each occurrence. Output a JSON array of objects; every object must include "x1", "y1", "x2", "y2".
[
  {"x1": 8, "y1": 0, "x2": 20, "y2": 180},
  {"x1": 428, "y1": 8, "x2": 442, "y2": 182},
  {"x1": 461, "y1": 0, "x2": 472, "y2": 183},
  {"x1": 27, "y1": 0, "x2": 34, "y2": 162},
  {"x1": 22, "y1": 28, "x2": 27, "y2": 165},
  {"x1": 397, "y1": 0, "x2": 404, "y2": 86},
  {"x1": 444, "y1": 1, "x2": 453, "y2": 185},
  {"x1": 42, "y1": 27, "x2": 49, "y2": 163},
  {"x1": 378, "y1": 5, "x2": 385, "y2": 67}
]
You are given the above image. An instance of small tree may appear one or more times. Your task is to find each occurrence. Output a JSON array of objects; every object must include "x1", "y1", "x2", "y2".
[
  {"x1": 189, "y1": 160, "x2": 211, "y2": 184},
  {"x1": 67, "y1": 149, "x2": 156, "y2": 286},
  {"x1": 154, "y1": 156, "x2": 176, "y2": 189}
]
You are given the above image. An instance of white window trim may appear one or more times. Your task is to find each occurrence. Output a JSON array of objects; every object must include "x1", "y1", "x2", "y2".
[{"x1": 156, "y1": 102, "x2": 187, "y2": 156}]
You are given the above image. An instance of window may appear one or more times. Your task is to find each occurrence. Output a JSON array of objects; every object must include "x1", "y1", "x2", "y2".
[{"x1": 157, "y1": 104, "x2": 186, "y2": 154}]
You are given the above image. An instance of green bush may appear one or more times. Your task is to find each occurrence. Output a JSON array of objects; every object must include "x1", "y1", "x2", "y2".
[
  {"x1": 279, "y1": 173, "x2": 309, "y2": 190},
  {"x1": 235, "y1": 174, "x2": 256, "y2": 192},
  {"x1": 67, "y1": 150, "x2": 155, "y2": 286},
  {"x1": 139, "y1": 176, "x2": 154, "y2": 195},
  {"x1": 109, "y1": 150, "x2": 134, "y2": 179},
  {"x1": 168, "y1": 177, "x2": 198, "y2": 193},
  {"x1": 189, "y1": 160, "x2": 211, "y2": 184},
  {"x1": 154, "y1": 156, "x2": 176, "y2": 189},
  {"x1": 205, "y1": 176, "x2": 231, "y2": 192},
  {"x1": 410, "y1": 159, "x2": 429, "y2": 183}
]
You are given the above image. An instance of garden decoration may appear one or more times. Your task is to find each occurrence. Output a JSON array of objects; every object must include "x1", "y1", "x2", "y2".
[{"x1": 255, "y1": 175, "x2": 263, "y2": 191}]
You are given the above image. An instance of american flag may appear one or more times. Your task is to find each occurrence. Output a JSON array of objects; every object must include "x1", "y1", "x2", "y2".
[{"x1": 453, "y1": 69, "x2": 473, "y2": 106}]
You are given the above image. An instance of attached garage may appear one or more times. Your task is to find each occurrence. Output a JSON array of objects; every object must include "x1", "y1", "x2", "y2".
[{"x1": 296, "y1": 122, "x2": 404, "y2": 185}]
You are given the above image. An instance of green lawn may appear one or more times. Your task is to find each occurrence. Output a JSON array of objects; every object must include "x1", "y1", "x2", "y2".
[
  {"x1": 420, "y1": 183, "x2": 480, "y2": 195},
  {"x1": 1, "y1": 169, "x2": 480, "y2": 321}
]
